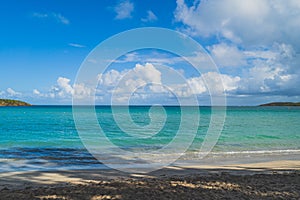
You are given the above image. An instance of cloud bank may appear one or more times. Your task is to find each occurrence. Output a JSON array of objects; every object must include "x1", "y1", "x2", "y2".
[{"x1": 174, "y1": 0, "x2": 300, "y2": 98}]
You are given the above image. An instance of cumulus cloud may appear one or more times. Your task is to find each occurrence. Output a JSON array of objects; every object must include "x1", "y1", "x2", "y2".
[
  {"x1": 114, "y1": 0, "x2": 134, "y2": 20},
  {"x1": 207, "y1": 43, "x2": 246, "y2": 67},
  {"x1": 174, "y1": 0, "x2": 300, "y2": 98},
  {"x1": 0, "y1": 88, "x2": 22, "y2": 98},
  {"x1": 116, "y1": 63, "x2": 162, "y2": 93},
  {"x1": 174, "y1": 0, "x2": 300, "y2": 47},
  {"x1": 0, "y1": 66, "x2": 226, "y2": 105},
  {"x1": 33, "y1": 77, "x2": 93, "y2": 101},
  {"x1": 203, "y1": 72, "x2": 240, "y2": 94},
  {"x1": 30, "y1": 57, "x2": 299, "y2": 104},
  {"x1": 57, "y1": 77, "x2": 73, "y2": 95},
  {"x1": 33, "y1": 89, "x2": 41, "y2": 95},
  {"x1": 6, "y1": 88, "x2": 21, "y2": 96},
  {"x1": 207, "y1": 42, "x2": 296, "y2": 69},
  {"x1": 170, "y1": 72, "x2": 240, "y2": 98},
  {"x1": 51, "y1": 77, "x2": 93, "y2": 99},
  {"x1": 95, "y1": 63, "x2": 240, "y2": 104},
  {"x1": 98, "y1": 63, "x2": 163, "y2": 102},
  {"x1": 26, "y1": 62, "x2": 241, "y2": 104},
  {"x1": 237, "y1": 57, "x2": 300, "y2": 96}
]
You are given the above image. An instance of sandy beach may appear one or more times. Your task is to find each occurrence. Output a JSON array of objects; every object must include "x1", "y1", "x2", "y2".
[{"x1": 0, "y1": 160, "x2": 299, "y2": 200}]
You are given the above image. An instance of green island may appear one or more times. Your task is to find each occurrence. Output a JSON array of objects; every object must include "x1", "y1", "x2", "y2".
[
  {"x1": 0, "y1": 99, "x2": 31, "y2": 106},
  {"x1": 259, "y1": 102, "x2": 300, "y2": 106}
]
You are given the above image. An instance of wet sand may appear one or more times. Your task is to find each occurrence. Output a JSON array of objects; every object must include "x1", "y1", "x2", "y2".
[{"x1": 0, "y1": 160, "x2": 299, "y2": 200}]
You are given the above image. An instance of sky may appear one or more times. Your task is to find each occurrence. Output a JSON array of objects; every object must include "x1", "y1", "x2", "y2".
[{"x1": 1, "y1": 0, "x2": 300, "y2": 105}]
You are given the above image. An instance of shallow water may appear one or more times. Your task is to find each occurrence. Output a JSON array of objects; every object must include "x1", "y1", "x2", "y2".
[{"x1": 0, "y1": 106, "x2": 299, "y2": 172}]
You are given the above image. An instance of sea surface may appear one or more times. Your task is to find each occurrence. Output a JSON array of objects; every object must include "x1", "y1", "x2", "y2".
[{"x1": 0, "y1": 106, "x2": 299, "y2": 172}]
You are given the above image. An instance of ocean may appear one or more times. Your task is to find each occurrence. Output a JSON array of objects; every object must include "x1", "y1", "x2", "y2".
[{"x1": 0, "y1": 106, "x2": 299, "y2": 172}]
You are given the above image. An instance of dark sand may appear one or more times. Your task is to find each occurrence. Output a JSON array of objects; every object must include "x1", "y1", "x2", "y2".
[{"x1": 0, "y1": 160, "x2": 299, "y2": 200}]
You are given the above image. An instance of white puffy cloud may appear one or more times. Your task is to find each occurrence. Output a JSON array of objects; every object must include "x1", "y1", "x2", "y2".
[
  {"x1": 237, "y1": 58, "x2": 300, "y2": 95},
  {"x1": 96, "y1": 63, "x2": 240, "y2": 104},
  {"x1": 98, "y1": 69, "x2": 123, "y2": 86},
  {"x1": 73, "y1": 83, "x2": 94, "y2": 99},
  {"x1": 175, "y1": 0, "x2": 300, "y2": 98},
  {"x1": 57, "y1": 77, "x2": 73, "y2": 95},
  {"x1": 0, "y1": 88, "x2": 22, "y2": 98},
  {"x1": 203, "y1": 72, "x2": 240, "y2": 94},
  {"x1": 98, "y1": 63, "x2": 162, "y2": 98},
  {"x1": 175, "y1": 0, "x2": 300, "y2": 47},
  {"x1": 231, "y1": 43, "x2": 300, "y2": 95},
  {"x1": 207, "y1": 43, "x2": 246, "y2": 67},
  {"x1": 245, "y1": 43, "x2": 295, "y2": 62},
  {"x1": 32, "y1": 77, "x2": 93, "y2": 100},
  {"x1": 24, "y1": 61, "x2": 242, "y2": 104},
  {"x1": 33, "y1": 89, "x2": 41, "y2": 95},
  {"x1": 97, "y1": 60, "x2": 300, "y2": 103},
  {"x1": 114, "y1": 0, "x2": 134, "y2": 20},
  {"x1": 6, "y1": 88, "x2": 21, "y2": 96},
  {"x1": 173, "y1": 72, "x2": 240, "y2": 97},
  {"x1": 28, "y1": 55, "x2": 298, "y2": 104}
]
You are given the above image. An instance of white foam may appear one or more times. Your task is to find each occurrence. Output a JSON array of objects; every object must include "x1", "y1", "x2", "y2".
[{"x1": 212, "y1": 149, "x2": 300, "y2": 155}]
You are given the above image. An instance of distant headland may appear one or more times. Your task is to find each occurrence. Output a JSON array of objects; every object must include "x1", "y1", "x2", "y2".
[
  {"x1": 0, "y1": 99, "x2": 31, "y2": 106},
  {"x1": 259, "y1": 102, "x2": 300, "y2": 106}
]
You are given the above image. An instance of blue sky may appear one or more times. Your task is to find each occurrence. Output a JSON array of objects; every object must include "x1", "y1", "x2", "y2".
[{"x1": 1, "y1": 0, "x2": 300, "y2": 105}]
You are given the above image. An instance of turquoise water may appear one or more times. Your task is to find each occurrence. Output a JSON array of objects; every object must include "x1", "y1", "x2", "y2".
[{"x1": 0, "y1": 106, "x2": 299, "y2": 171}]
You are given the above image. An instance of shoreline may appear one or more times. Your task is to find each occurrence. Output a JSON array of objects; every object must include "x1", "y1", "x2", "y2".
[
  {"x1": 1, "y1": 149, "x2": 299, "y2": 174},
  {"x1": 1, "y1": 160, "x2": 299, "y2": 199}
]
